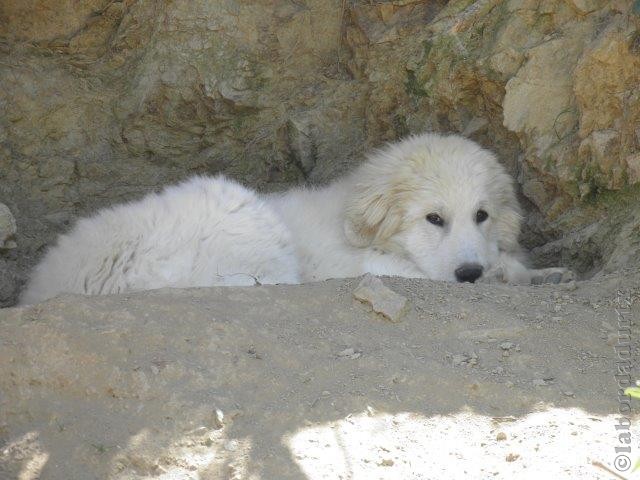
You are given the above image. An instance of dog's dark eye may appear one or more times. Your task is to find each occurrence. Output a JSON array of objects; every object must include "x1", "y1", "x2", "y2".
[
  {"x1": 426, "y1": 213, "x2": 444, "y2": 227},
  {"x1": 476, "y1": 209, "x2": 489, "y2": 223}
]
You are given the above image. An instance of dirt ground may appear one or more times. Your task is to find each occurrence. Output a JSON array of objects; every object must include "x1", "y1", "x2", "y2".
[{"x1": 1, "y1": 271, "x2": 639, "y2": 479}]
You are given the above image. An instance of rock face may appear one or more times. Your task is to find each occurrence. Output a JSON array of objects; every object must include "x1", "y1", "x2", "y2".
[
  {"x1": 0, "y1": 203, "x2": 18, "y2": 307},
  {"x1": 0, "y1": 203, "x2": 17, "y2": 250},
  {"x1": 0, "y1": 0, "x2": 639, "y2": 298}
]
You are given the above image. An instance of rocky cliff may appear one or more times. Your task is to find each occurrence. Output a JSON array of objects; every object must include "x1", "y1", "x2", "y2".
[{"x1": 1, "y1": 0, "x2": 639, "y2": 305}]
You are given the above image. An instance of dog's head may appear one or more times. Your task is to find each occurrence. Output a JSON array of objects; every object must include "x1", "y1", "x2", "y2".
[{"x1": 344, "y1": 133, "x2": 522, "y2": 283}]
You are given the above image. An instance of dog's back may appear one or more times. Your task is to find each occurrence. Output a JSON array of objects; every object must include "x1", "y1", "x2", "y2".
[{"x1": 20, "y1": 176, "x2": 300, "y2": 304}]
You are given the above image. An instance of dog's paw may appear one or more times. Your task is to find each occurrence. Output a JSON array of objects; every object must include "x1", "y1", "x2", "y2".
[
  {"x1": 530, "y1": 267, "x2": 574, "y2": 285},
  {"x1": 478, "y1": 266, "x2": 506, "y2": 284}
]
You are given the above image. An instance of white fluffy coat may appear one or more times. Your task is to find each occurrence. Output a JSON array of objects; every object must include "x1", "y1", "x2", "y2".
[{"x1": 20, "y1": 133, "x2": 567, "y2": 305}]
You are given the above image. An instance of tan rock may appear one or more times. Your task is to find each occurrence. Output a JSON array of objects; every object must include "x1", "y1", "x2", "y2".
[
  {"x1": 626, "y1": 154, "x2": 640, "y2": 185},
  {"x1": 578, "y1": 130, "x2": 623, "y2": 189},
  {"x1": 522, "y1": 179, "x2": 551, "y2": 209},
  {"x1": 353, "y1": 274, "x2": 409, "y2": 322},
  {"x1": 0, "y1": 0, "x2": 638, "y2": 293},
  {"x1": 0, "y1": 203, "x2": 17, "y2": 250},
  {"x1": 489, "y1": 48, "x2": 525, "y2": 78},
  {"x1": 567, "y1": 0, "x2": 601, "y2": 14},
  {"x1": 503, "y1": 37, "x2": 579, "y2": 144},
  {"x1": 68, "y1": 2, "x2": 126, "y2": 56},
  {"x1": 575, "y1": 26, "x2": 640, "y2": 138},
  {"x1": 0, "y1": 0, "x2": 110, "y2": 42}
]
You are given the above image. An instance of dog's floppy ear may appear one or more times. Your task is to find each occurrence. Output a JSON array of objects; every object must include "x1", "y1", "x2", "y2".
[
  {"x1": 492, "y1": 173, "x2": 523, "y2": 253},
  {"x1": 343, "y1": 180, "x2": 403, "y2": 247},
  {"x1": 495, "y1": 203, "x2": 522, "y2": 253}
]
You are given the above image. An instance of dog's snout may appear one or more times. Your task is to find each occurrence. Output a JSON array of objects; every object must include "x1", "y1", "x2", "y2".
[{"x1": 455, "y1": 264, "x2": 483, "y2": 283}]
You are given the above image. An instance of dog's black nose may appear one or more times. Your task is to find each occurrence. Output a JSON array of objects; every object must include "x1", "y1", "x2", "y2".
[{"x1": 455, "y1": 264, "x2": 483, "y2": 283}]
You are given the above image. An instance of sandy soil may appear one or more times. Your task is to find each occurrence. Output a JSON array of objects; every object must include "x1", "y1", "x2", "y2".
[{"x1": 1, "y1": 271, "x2": 639, "y2": 479}]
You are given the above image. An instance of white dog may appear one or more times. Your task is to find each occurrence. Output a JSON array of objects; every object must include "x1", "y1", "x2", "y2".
[{"x1": 20, "y1": 133, "x2": 569, "y2": 305}]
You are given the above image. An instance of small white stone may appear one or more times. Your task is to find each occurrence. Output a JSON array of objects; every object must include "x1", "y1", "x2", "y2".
[
  {"x1": 452, "y1": 354, "x2": 468, "y2": 366},
  {"x1": 213, "y1": 409, "x2": 224, "y2": 429},
  {"x1": 338, "y1": 348, "x2": 355, "y2": 357},
  {"x1": 353, "y1": 274, "x2": 409, "y2": 322},
  {"x1": 224, "y1": 440, "x2": 238, "y2": 452}
]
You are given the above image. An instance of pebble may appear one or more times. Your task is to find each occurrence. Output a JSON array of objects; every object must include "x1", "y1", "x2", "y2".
[
  {"x1": 546, "y1": 272, "x2": 563, "y2": 284},
  {"x1": 499, "y1": 342, "x2": 514, "y2": 350},
  {"x1": 247, "y1": 346, "x2": 262, "y2": 359},
  {"x1": 353, "y1": 274, "x2": 409, "y2": 322},
  {"x1": 337, "y1": 348, "x2": 362, "y2": 359},
  {"x1": 452, "y1": 354, "x2": 468, "y2": 366},
  {"x1": 213, "y1": 409, "x2": 224, "y2": 429}
]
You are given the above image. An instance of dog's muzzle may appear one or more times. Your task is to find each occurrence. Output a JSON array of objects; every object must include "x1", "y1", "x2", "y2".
[{"x1": 455, "y1": 264, "x2": 483, "y2": 283}]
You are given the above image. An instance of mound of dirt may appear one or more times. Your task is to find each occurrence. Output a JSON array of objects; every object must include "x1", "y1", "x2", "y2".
[{"x1": 1, "y1": 272, "x2": 639, "y2": 479}]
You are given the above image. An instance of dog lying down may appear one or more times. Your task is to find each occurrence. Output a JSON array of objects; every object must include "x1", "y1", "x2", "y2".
[{"x1": 20, "y1": 133, "x2": 572, "y2": 305}]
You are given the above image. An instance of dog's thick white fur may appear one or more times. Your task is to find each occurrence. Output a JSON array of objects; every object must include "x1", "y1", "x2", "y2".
[{"x1": 20, "y1": 133, "x2": 568, "y2": 305}]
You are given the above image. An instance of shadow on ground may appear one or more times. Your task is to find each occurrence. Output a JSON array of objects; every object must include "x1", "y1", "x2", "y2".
[{"x1": 1, "y1": 272, "x2": 639, "y2": 479}]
